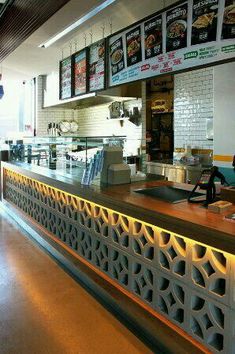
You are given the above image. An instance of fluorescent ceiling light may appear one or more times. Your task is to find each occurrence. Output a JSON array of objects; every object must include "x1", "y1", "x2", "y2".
[{"x1": 39, "y1": 0, "x2": 116, "y2": 48}]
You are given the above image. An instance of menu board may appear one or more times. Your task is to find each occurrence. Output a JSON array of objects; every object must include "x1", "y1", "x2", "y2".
[
  {"x1": 110, "y1": 36, "x2": 125, "y2": 76},
  {"x1": 144, "y1": 15, "x2": 163, "y2": 59},
  {"x1": 89, "y1": 39, "x2": 106, "y2": 92},
  {"x1": 73, "y1": 50, "x2": 87, "y2": 96},
  {"x1": 60, "y1": 57, "x2": 72, "y2": 100},
  {"x1": 191, "y1": 0, "x2": 219, "y2": 45},
  {"x1": 108, "y1": 0, "x2": 235, "y2": 88},
  {"x1": 126, "y1": 25, "x2": 142, "y2": 67},
  {"x1": 166, "y1": 3, "x2": 188, "y2": 52},
  {"x1": 222, "y1": 0, "x2": 235, "y2": 39}
]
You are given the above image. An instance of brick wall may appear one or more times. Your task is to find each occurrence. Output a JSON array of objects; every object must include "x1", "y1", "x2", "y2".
[{"x1": 174, "y1": 67, "x2": 214, "y2": 151}]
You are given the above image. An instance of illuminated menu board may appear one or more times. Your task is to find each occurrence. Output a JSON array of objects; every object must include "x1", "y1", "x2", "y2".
[
  {"x1": 108, "y1": 0, "x2": 235, "y2": 88},
  {"x1": 166, "y1": 3, "x2": 188, "y2": 52},
  {"x1": 60, "y1": 57, "x2": 72, "y2": 100},
  {"x1": 59, "y1": 0, "x2": 235, "y2": 98},
  {"x1": 73, "y1": 49, "x2": 87, "y2": 96},
  {"x1": 88, "y1": 39, "x2": 106, "y2": 92},
  {"x1": 144, "y1": 15, "x2": 163, "y2": 60},
  {"x1": 222, "y1": 0, "x2": 235, "y2": 40},
  {"x1": 191, "y1": 0, "x2": 219, "y2": 45}
]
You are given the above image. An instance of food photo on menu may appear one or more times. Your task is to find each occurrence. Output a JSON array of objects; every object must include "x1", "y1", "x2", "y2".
[
  {"x1": 126, "y1": 25, "x2": 142, "y2": 67},
  {"x1": 74, "y1": 51, "x2": 87, "y2": 96},
  {"x1": 61, "y1": 58, "x2": 71, "y2": 99},
  {"x1": 144, "y1": 15, "x2": 162, "y2": 59},
  {"x1": 166, "y1": 3, "x2": 188, "y2": 52},
  {"x1": 191, "y1": 0, "x2": 219, "y2": 45},
  {"x1": 222, "y1": 0, "x2": 235, "y2": 39},
  {"x1": 89, "y1": 39, "x2": 105, "y2": 91},
  {"x1": 110, "y1": 37, "x2": 125, "y2": 76}
]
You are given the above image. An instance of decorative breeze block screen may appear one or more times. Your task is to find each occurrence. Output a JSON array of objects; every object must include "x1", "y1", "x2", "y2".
[{"x1": 3, "y1": 168, "x2": 235, "y2": 354}]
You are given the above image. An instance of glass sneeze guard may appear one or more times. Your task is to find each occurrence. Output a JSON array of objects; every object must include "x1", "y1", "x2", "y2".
[{"x1": 3, "y1": 136, "x2": 143, "y2": 184}]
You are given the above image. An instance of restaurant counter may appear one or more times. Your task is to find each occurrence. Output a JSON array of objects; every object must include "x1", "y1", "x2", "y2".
[{"x1": 1, "y1": 161, "x2": 235, "y2": 354}]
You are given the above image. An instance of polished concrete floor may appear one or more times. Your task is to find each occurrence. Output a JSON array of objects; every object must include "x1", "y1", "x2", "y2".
[{"x1": 0, "y1": 209, "x2": 152, "y2": 354}]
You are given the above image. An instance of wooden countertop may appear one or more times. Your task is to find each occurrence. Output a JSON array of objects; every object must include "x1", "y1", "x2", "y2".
[
  {"x1": 102, "y1": 180, "x2": 235, "y2": 251},
  {"x1": 2, "y1": 162, "x2": 235, "y2": 254}
]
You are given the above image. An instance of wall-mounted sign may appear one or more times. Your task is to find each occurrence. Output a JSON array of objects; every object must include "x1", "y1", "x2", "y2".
[
  {"x1": 88, "y1": 39, "x2": 106, "y2": 92},
  {"x1": 166, "y1": 3, "x2": 188, "y2": 52},
  {"x1": 222, "y1": 0, "x2": 235, "y2": 40},
  {"x1": 144, "y1": 15, "x2": 163, "y2": 60},
  {"x1": 110, "y1": 36, "x2": 125, "y2": 77},
  {"x1": 59, "y1": 0, "x2": 235, "y2": 99},
  {"x1": 108, "y1": 0, "x2": 235, "y2": 88},
  {"x1": 73, "y1": 49, "x2": 87, "y2": 96},
  {"x1": 59, "y1": 57, "x2": 72, "y2": 100},
  {"x1": 126, "y1": 25, "x2": 142, "y2": 67},
  {"x1": 191, "y1": 0, "x2": 219, "y2": 46}
]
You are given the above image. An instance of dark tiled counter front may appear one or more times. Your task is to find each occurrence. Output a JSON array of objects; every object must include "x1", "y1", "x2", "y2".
[{"x1": 1, "y1": 162, "x2": 235, "y2": 354}]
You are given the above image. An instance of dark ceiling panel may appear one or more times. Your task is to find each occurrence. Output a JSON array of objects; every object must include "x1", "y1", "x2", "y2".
[{"x1": 0, "y1": 0, "x2": 71, "y2": 62}]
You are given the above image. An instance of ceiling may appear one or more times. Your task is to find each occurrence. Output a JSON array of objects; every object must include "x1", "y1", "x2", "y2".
[
  {"x1": 2, "y1": 0, "x2": 177, "y2": 81},
  {"x1": 0, "y1": 0, "x2": 72, "y2": 63}
]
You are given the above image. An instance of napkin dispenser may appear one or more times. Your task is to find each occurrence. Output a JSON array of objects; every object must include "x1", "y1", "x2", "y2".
[
  {"x1": 108, "y1": 164, "x2": 131, "y2": 185},
  {"x1": 100, "y1": 146, "x2": 130, "y2": 185}
]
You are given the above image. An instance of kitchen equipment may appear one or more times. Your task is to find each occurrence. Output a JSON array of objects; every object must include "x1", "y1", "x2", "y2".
[
  {"x1": 59, "y1": 121, "x2": 70, "y2": 134},
  {"x1": 108, "y1": 101, "x2": 123, "y2": 119},
  {"x1": 70, "y1": 121, "x2": 79, "y2": 133},
  {"x1": 48, "y1": 123, "x2": 61, "y2": 136}
]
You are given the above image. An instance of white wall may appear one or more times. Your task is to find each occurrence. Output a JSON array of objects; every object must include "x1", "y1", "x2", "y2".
[
  {"x1": 214, "y1": 62, "x2": 235, "y2": 168},
  {"x1": 174, "y1": 67, "x2": 214, "y2": 151},
  {"x1": 0, "y1": 81, "x2": 20, "y2": 138},
  {"x1": 43, "y1": 72, "x2": 60, "y2": 107},
  {"x1": 36, "y1": 76, "x2": 74, "y2": 136}
]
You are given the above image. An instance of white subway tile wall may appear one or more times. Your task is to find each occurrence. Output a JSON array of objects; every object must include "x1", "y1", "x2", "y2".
[
  {"x1": 174, "y1": 68, "x2": 214, "y2": 150},
  {"x1": 36, "y1": 76, "x2": 142, "y2": 142}
]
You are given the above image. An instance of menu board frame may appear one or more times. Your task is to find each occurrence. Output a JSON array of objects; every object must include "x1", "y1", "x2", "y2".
[
  {"x1": 144, "y1": 14, "x2": 163, "y2": 60},
  {"x1": 72, "y1": 48, "x2": 88, "y2": 97},
  {"x1": 59, "y1": 0, "x2": 235, "y2": 99},
  {"x1": 107, "y1": 0, "x2": 235, "y2": 89},
  {"x1": 59, "y1": 56, "x2": 72, "y2": 100},
  {"x1": 222, "y1": 0, "x2": 235, "y2": 40},
  {"x1": 165, "y1": 2, "x2": 188, "y2": 52},
  {"x1": 88, "y1": 38, "x2": 107, "y2": 93},
  {"x1": 191, "y1": 0, "x2": 219, "y2": 46}
]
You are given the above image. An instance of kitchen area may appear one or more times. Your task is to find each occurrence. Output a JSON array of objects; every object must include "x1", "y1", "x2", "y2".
[{"x1": 145, "y1": 70, "x2": 214, "y2": 184}]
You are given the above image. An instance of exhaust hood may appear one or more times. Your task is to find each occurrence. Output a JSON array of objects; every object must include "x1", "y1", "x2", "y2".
[{"x1": 43, "y1": 81, "x2": 142, "y2": 110}]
